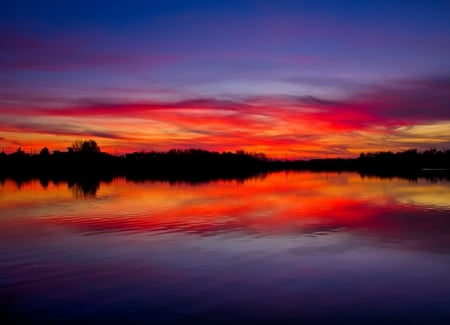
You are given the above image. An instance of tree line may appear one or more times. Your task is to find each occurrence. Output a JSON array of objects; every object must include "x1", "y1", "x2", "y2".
[
  {"x1": 1, "y1": 140, "x2": 449, "y2": 183},
  {"x1": 0, "y1": 141, "x2": 272, "y2": 183}
]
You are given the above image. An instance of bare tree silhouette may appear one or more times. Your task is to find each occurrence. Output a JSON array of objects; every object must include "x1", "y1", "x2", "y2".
[{"x1": 71, "y1": 140, "x2": 100, "y2": 154}]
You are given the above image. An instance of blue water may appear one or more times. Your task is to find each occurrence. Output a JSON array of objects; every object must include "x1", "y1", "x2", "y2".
[{"x1": 1, "y1": 172, "x2": 450, "y2": 324}]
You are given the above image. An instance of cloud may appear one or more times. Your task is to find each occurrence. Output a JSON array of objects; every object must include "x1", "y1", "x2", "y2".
[
  {"x1": 0, "y1": 76, "x2": 449, "y2": 157},
  {"x1": 0, "y1": 119, "x2": 131, "y2": 141},
  {"x1": 0, "y1": 51, "x2": 178, "y2": 72},
  {"x1": 0, "y1": 29, "x2": 179, "y2": 72},
  {"x1": 349, "y1": 76, "x2": 450, "y2": 121}
]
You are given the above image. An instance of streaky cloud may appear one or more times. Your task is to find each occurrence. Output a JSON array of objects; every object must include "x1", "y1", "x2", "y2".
[{"x1": 0, "y1": 76, "x2": 449, "y2": 158}]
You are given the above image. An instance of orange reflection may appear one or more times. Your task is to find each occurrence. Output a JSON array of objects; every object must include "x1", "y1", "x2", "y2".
[{"x1": 2, "y1": 172, "x2": 449, "y2": 239}]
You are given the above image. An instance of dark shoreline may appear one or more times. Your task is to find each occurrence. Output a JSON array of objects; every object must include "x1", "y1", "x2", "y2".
[{"x1": 1, "y1": 148, "x2": 450, "y2": 186}]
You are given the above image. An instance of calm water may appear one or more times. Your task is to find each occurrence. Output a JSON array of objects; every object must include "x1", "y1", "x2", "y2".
[{"x1": 1, "y1": 172, "x2": 450, "y2": 324}]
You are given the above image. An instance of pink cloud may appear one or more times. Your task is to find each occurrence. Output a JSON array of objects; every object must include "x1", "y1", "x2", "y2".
[{"x1": 1, "y1": 76, "x2": 449, "y2": 157}]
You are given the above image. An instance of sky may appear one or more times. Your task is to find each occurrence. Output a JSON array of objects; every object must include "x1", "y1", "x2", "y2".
[{"x1": 1, "y1": 0, "x2": 450, "y2": 158}]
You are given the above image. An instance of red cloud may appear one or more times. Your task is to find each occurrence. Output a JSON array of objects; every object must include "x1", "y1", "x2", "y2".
[{"x1": 1, "y1": 76, "x2": 449, "y2": 157}]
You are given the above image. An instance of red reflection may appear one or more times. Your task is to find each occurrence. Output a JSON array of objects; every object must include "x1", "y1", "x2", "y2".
[{"x1": 2, "y1": 172, "x2": 449, "y2": 251}]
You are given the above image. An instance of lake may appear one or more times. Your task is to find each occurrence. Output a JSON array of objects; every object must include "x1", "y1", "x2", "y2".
[{"x1": 1, "y1": 171, "x2": 450, "y2": 324}]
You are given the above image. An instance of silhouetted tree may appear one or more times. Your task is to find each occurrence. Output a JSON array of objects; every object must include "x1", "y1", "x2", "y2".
[
  {"x1": 71, "y1": 140, "x2": 100, "y2": 153},
  {"x1": 40, "y1": 147, "x2": 50, "y2": 157},
  {"x1": 71, "y1": 140, "x2": 83, "y2": 152},
  {"x1": 82, "y1": 140, "x2": 100, "y2": 153}
]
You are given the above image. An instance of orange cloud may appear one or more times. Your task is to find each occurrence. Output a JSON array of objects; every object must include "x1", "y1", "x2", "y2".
[{"x1": 1, "y1": 84, "x2": 449, "y2": 158}]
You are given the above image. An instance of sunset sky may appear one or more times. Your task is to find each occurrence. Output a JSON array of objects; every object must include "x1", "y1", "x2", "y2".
[{"x1": 1, "y1": 0, "x2": 450, "y2": 158}]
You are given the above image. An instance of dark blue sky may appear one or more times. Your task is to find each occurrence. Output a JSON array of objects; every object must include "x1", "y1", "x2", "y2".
[{"x1": 1, "y1": 0, "x2": 450, "y2": 157}]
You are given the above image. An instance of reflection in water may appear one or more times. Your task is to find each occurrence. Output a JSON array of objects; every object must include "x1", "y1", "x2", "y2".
[
  {"x1": 68, "y1": 179, "x2": 100, "y2": 198},
  {"x1": 1, "y1": 172, "x2": 450, "y2": 324}
]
